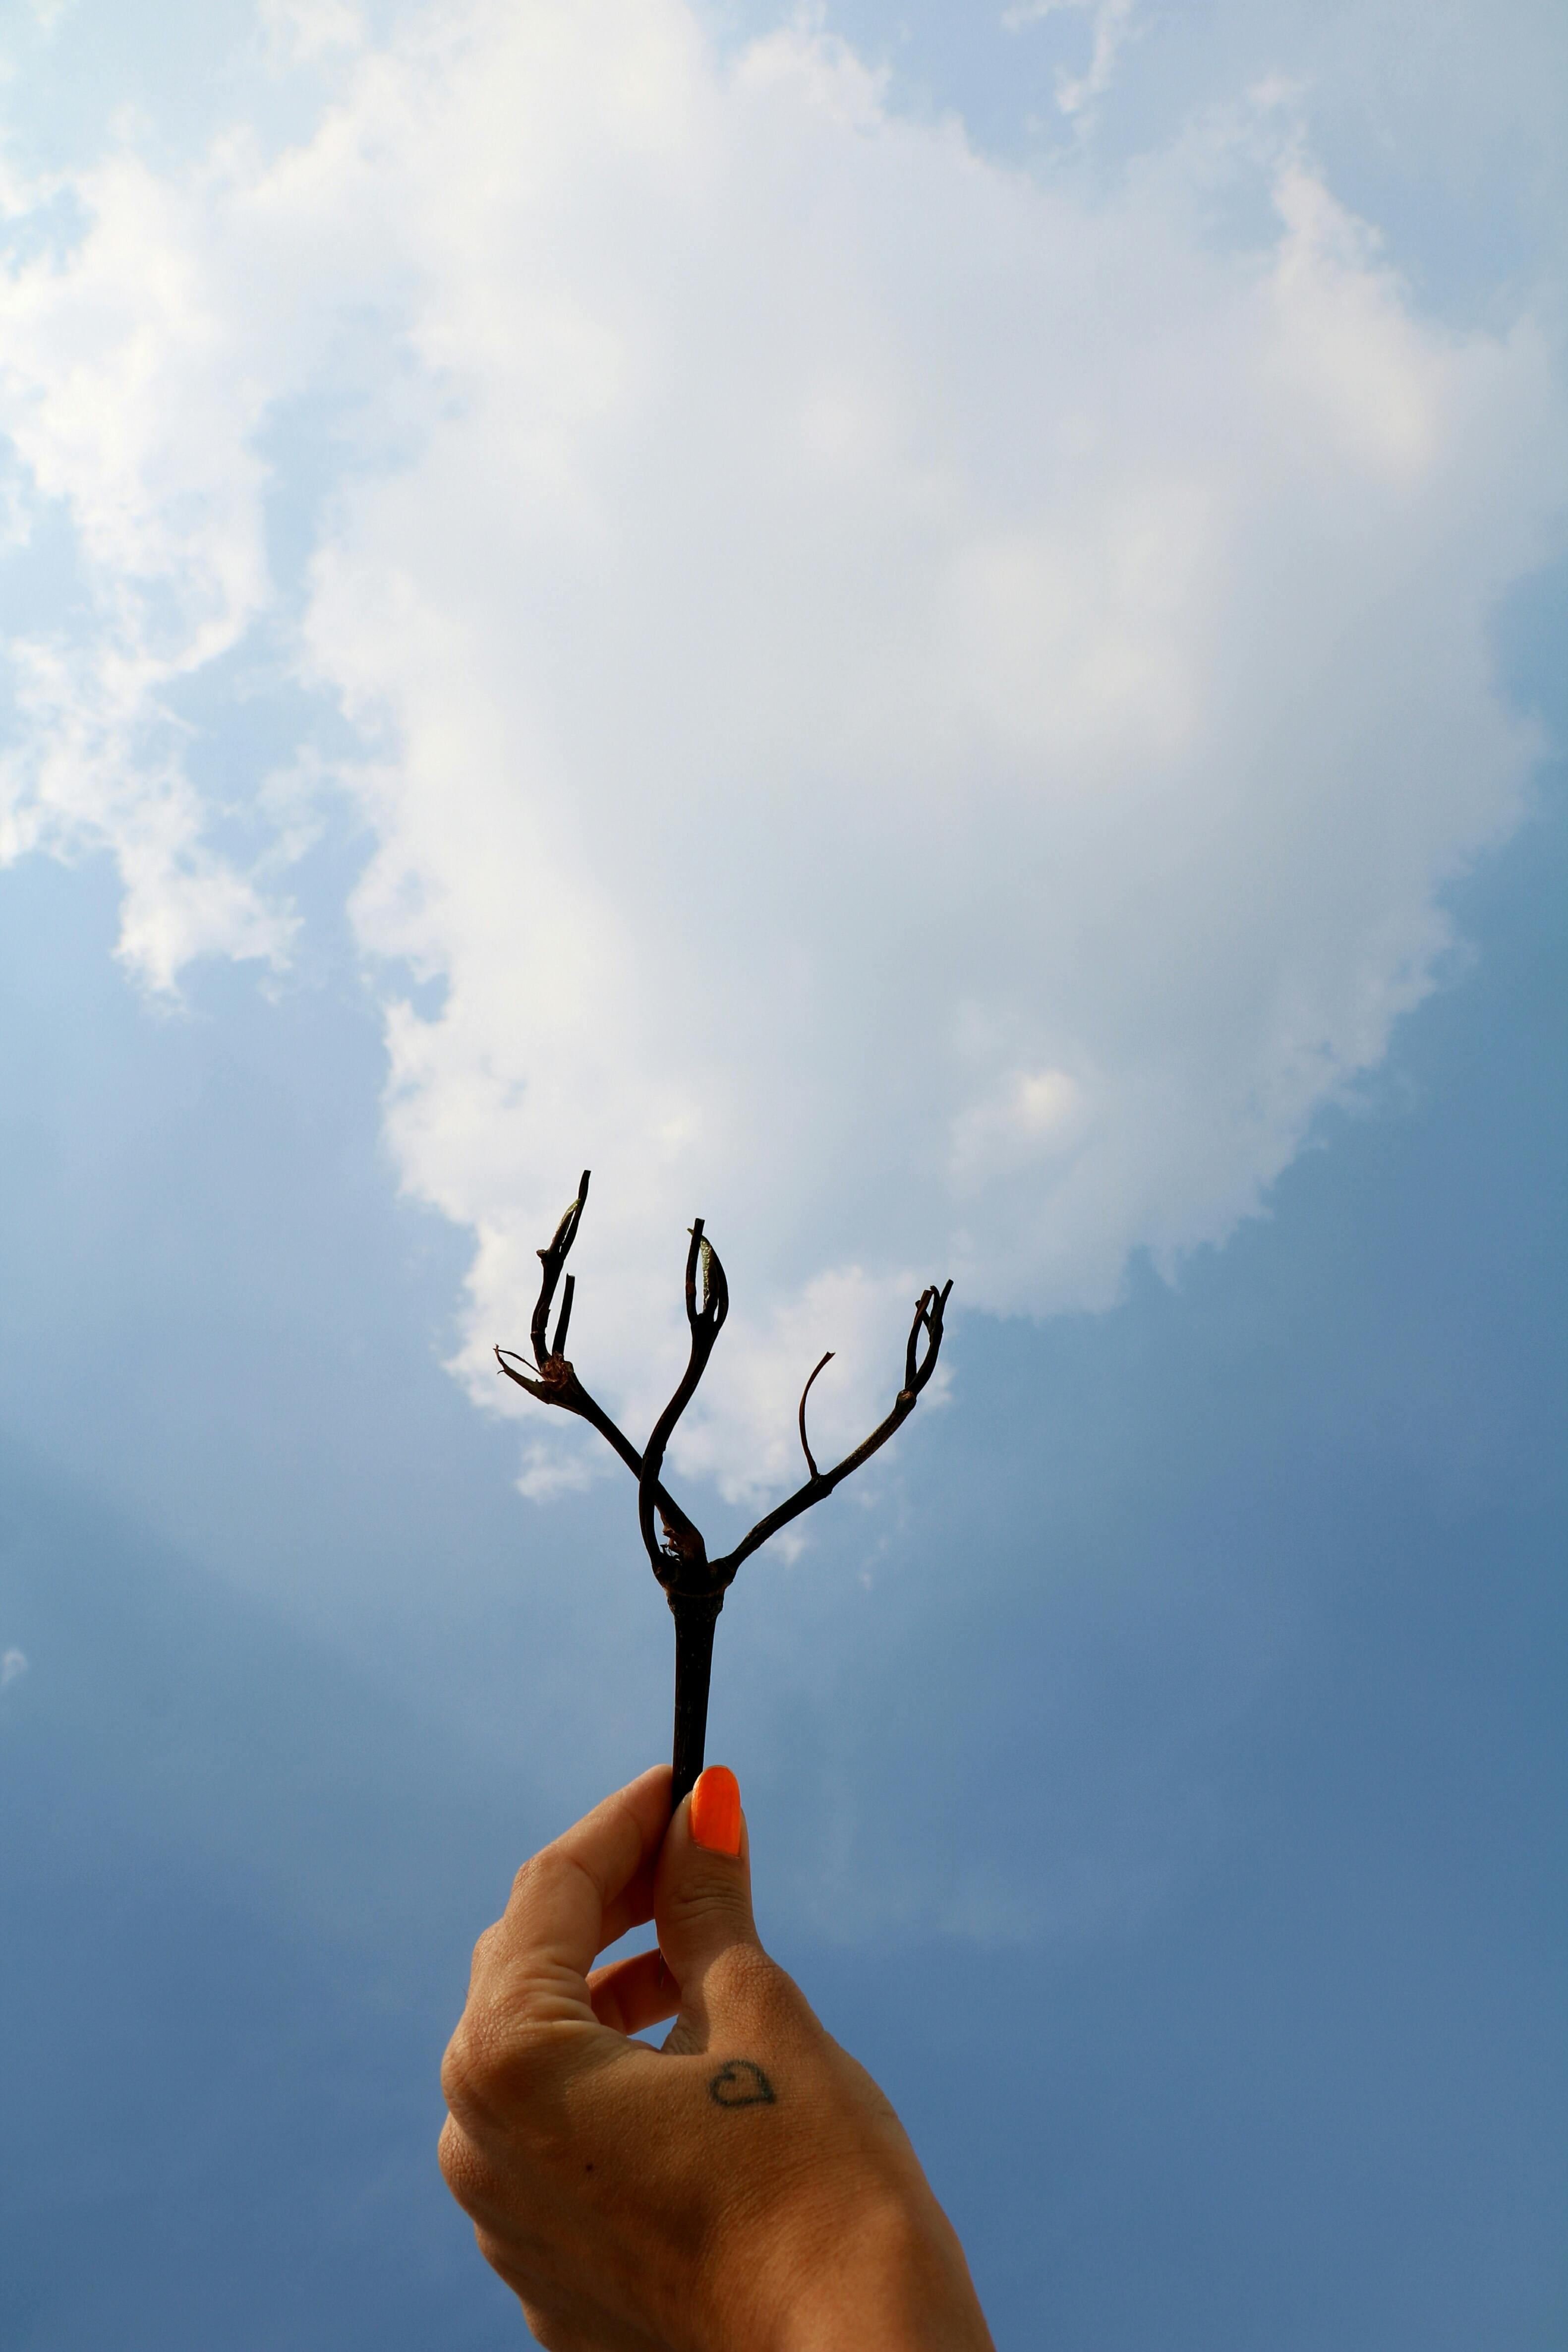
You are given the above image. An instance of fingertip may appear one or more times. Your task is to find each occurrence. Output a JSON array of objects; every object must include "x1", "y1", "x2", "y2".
[{"x1": 690, "y1": 1764, "x2": 743, "y2": 1858}]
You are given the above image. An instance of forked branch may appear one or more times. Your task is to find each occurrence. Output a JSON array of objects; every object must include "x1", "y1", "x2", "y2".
[
  {"x1": 497, "y1": 1170, "x2": 951, "y2": 1799},
  {"x1": 494, "y1": 1170, "x2": 704, "y2": 1561},
  {"x1": 711, "y1": 1278, "x2": 952, "y2": 1582}
]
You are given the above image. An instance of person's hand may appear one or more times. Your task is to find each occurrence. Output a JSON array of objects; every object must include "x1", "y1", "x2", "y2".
[{"x1": 438, "y1": 1762, "x2": 995, "y2": 2352}]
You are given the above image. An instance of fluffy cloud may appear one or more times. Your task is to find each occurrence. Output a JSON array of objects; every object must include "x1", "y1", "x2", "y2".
[
  {"x1": 0, "y1": 132, "x2": 294, "y2": 982},
  {"x1": 0, "y1": 0, "x2": 1562, "y2": 1501},
  {"x1": 1001, "y1": 0, "x2": 1138, "y2": 118}
]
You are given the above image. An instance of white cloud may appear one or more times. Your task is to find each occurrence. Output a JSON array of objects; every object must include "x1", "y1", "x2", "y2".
[
  {"x1": 1001, "y1": 0, "x2": 1139, "y2": 119},
  {"x1": 0, "y1": 140, "x2": 300, "y2": 984},
  {"x1": 259, "y1": 0, "x2": 364, "y2": 69},
  {"x1": 0, "y1": 1647, "x2": 27, "y2": 1688},
  {"x1": 0, "y1": 0, "x2": 1562, "y2": 1504}
]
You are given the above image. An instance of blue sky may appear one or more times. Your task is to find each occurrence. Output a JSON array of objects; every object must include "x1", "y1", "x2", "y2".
[{"x1": 0, "y1": 2, "x2": 1564, "y2": 2345}]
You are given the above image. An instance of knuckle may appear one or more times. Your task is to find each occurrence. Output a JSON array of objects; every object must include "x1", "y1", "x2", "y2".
[
  {"x1": 442, "y1": 2003, "x2": 563, "y2": 2128},
  {"x1": 709, "y1": 1943, "x2": 803, "y2": 2030},
  {"x1": 437, "y1": 2115, "x2": 487, "y2": 2208},
  {"x1": 666, "y1": 1877, "x2": 755, "y2": 1934},
  {"x1": 519, "y1": 2304, "x2": 578, "y2": 2352},
  {"x1": 511, "y1": 1845, "x2": 576, "y2": 1911},
  {"x1": 472, "y1": 2224, "x2": 511, "y2": 2272},
  {"x1": 440, "y1": 2009, "x2": 510, "y2": 2117},
  {"x1": 509, "y1": 1852, "x2": 542, "y2": 1906},
  {"x1": 701, "y1": 1926, "x2": 768, "y2": 1979},
  {"x1": 440, "y1": 2023, "x2": 487, "y2": 2119}
]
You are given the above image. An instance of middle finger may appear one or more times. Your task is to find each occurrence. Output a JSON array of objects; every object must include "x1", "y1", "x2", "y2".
[{"x1": 587, "y1": 1947, "x2": 681, "y2": 2037}]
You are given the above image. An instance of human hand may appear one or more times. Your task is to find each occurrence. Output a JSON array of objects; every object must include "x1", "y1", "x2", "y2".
[{"x1": 438, "y1": 1763, "x2": 995, "y2": 2352}]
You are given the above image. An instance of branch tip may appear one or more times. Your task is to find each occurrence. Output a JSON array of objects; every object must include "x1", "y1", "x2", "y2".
[{"x1": 798, "y1": 1350, "x2": 835, "y2": 1482}]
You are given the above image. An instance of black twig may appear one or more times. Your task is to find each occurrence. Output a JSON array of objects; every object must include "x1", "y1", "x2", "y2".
[
  {"x1": 709, "y1": 1280, "x2": 953, "y2": 1584},
  {"x1": 497, "y1": 1173, "x2": 950, "y2": 1802},
  {"x1": 494, "y1": 1170, "x2": 703, "y2": 1557},
  {"x1": 797, "y1": 1351, "x2": 834, "y2": 1481},
  {"x1": 637, "y1": 1221, "x2": 727, "y2": 1585}
]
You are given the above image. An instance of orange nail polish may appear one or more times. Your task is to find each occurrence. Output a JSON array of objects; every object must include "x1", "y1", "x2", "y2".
[{"x1": 690, "y1": 1765, "x2": 742, "y2": 1857}]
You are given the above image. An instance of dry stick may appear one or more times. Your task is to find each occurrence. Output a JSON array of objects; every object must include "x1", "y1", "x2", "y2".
[{"x1": 497, "y1": 1170, "x2": 952, "y2": 1805}]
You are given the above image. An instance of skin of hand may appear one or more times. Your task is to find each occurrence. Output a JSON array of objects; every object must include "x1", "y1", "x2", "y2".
[{"x1": 438, "y1": 1763, "x2": 996, "y2": 2352}]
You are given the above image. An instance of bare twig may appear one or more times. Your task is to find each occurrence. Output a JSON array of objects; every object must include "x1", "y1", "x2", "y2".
[
  {"x1": 710, "y1": 1280, "x2": 952, "y2": 1584},
  {"x1": 797, "y1": 1351, "x2": 834, "y2": 1482},
  {"x1": 493, "y1": 1171, "x2": 703, "y2": 1557},
  {"x1": 497, "y1": 1171, "x2": 951, "y2": 1800},
  {"x1": 637, "y1": 1221, "x2": 727, "y2": 1584}
]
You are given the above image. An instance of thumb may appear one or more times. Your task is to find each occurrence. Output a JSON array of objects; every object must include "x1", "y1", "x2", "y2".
[{"x1": 654, "y1": 1766, "x2": 761, "y2": 2030}]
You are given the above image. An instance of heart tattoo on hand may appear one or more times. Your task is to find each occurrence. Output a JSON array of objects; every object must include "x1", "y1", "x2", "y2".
[{"x1": 707, "y1": 2059, "x2": 777, "y2": 2109}]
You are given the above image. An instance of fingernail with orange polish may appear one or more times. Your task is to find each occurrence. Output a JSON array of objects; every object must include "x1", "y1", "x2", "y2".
[{"x1": 690, "y1": 1765, "x2": 743, "y2": 1857}]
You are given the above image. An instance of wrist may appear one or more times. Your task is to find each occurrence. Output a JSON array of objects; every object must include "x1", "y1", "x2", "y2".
[{"x1": 733, "y1": 2181, "x2": 994, "y2": 2352}]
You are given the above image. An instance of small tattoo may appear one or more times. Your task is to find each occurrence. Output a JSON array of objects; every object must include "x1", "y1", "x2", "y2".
[{"x1": 707, "y1": 2059, "x2": 776, "y2": 2109}]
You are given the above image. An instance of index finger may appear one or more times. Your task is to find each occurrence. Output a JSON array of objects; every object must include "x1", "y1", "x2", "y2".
[{"x1": 473, "y1": 1764, "x2": 673, "y2": 2021}]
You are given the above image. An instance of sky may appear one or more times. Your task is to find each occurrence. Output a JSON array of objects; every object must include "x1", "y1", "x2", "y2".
[{"x1": 0, "y1": 2, "x2": 1563, "y2": 2346}]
